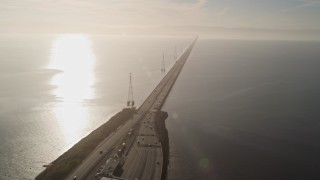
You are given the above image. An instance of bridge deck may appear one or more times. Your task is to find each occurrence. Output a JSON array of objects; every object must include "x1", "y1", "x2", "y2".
[{"x1": 67, "y1": 37, "x2": 197, "y2": 180}]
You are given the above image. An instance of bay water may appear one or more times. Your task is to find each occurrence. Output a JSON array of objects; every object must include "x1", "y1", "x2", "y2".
[{"x1": 0, "y1": 35, "x2": 320, "y2": 179}]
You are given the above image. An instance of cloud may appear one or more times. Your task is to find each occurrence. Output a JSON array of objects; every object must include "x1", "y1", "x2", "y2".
[
  {"x1": 0, "y1": 0, "x2": 210, "y2": 27},
  {"x1": 1, "y1": 0, "x2": 319, "y2": 33},
  {"x1": 249, "y1": 0, "x2": 320, "y2": 28},
  {"x1": 281, "y1": 0, "x2": 320, "y2": 12},
  {"x1": 213, "y1": 7, "x2": 231, "y2": 25}
]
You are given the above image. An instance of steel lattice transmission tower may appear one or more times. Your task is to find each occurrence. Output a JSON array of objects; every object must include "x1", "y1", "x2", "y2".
[
  {"x1": 127, "y1": 73, "x2": 135, "y2": 107},
  {"x1": 161, "y1": 53, "x2": 165, "y2": 72}
]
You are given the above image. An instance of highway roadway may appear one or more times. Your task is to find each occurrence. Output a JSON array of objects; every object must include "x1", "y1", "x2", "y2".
[{"x1": 66, "y1": 37, "x2": 197, "y2": 180}]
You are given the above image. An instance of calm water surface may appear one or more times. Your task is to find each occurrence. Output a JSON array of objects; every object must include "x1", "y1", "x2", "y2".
[
  {"x1": 0, "y1": 34, "x2": 187, "y2": 179},
  {"x1": 164, "y1": 39, "x2": 320, "y2": 180},
  {"x1": 1, "y1": 36, "x2": 320, "y2": 180}
]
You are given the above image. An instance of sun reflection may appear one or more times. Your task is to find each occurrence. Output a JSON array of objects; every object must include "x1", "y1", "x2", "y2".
[{"x1": 49, "y1": 34, "x2": 95, "y2": 144}]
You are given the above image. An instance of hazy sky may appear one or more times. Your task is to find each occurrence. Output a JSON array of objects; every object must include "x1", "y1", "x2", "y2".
[{"x1": 1, "y1": 0, "x2": 320, "y2": 33}]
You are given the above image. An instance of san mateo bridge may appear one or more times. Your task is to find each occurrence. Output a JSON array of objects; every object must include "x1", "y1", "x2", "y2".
[{"x1": 65, "y1": 37, "x2": 197, "y2": 180}]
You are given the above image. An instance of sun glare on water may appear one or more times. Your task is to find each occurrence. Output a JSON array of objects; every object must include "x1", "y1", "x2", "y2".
[{"x1": 49, "y1": 34, "x2": 95, "y2": 144}]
